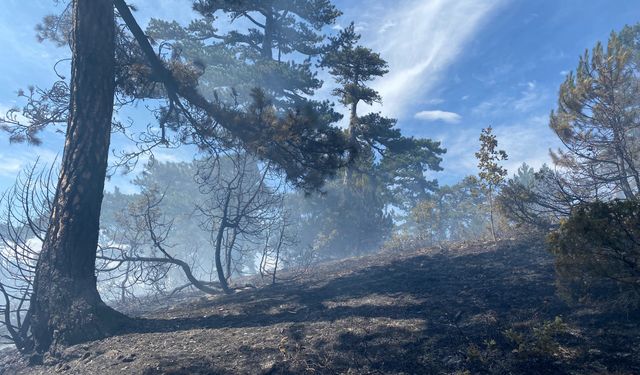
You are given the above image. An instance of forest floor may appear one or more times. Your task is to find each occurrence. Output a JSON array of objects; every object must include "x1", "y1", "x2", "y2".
[{"x1": 1, "y1": 237, "x2": 638, "y2": 374}]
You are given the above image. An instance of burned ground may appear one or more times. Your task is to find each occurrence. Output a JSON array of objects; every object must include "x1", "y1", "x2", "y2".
[{"x1": 1, "y1": 239, "x2": 638, "y2": 374}]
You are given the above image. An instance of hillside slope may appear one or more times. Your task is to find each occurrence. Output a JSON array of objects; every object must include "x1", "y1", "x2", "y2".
[{"x1": 1, "y1": 239, "x2": 638, "y2": 374}]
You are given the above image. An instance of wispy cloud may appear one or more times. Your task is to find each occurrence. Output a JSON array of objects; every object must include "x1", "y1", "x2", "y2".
[
  {"x1": 378, "y1": 20, "x2": 396, "y2": 34},
  {"x1": 472, "y1": 63, "x2": 514, "y2": 86},
  {"x1": 472, "y1": 80, "x2": 551, "y2": 117},
  {"x1": 0, "y1": 147, "x2": 59, "y2": 181},
  {"x1": 493, "y1": 115, "x2": 559, "y2": 174},
  {"x1": 513, "y1": 81, "x2": 549, "y2": 112},
  {"x1": 361, "y1": 0, "x2": 506, "y2": 119},
  {"x1": 131, "y1": 0, "x2": 196, "y2": 27},
  {"x1": 0, "y1": 155, "x2": 23, "y2": 177},
  {"x1": 435, "y1": 114, "x2": 560, "y2": 184},
  {"x1": 422, "y1": 98, "x2": 445, "y2": 105},
  {"x1": 414, "y1": 110, "x2": 462, "y2": 124}
]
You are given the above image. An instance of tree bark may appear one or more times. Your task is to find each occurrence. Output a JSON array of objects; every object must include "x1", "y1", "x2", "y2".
[
  {"x1": 344, "y1": 101, "x2": 359, "y2": 184},
  {"x1": 225, "y1": 228, "x2": 237, "y2": 283},
  {"x1": 262, "y1": 10, "x2": 274, "y2": 60},
  {"x1": 29, "y1": 0, "x2": 128, "y2": 352},
  {"x1": 214, "y1": 221, "x2": 232, "y2": 294},
  {"x1": 488, "y1": 185, "x2": 497, "y2": 242}
]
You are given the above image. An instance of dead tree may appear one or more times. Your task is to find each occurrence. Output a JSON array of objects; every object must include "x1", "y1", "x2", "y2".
[
  {"x1": 0, "y1": 162, "x2": 56, "y2": 352},
  {"x1": 257, "y1": 213, "x2": 303, "y2": 285},
  {"x1": 97, "y1": 188, "x2": 223, "y2": 298},
  {"x1": 0, "y1": 162, "x2": 219, "y2": 351},
  {"x1": 196, "y1": 151, "x2": 289, "y2": 293}
]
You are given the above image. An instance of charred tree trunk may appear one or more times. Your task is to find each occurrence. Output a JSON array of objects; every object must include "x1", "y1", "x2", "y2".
[
  {"x1": 29, "y1": 0, "x2": 128, "y2": 352},
  {"x1": 212, "y1": 187, "x2": 233, "y2": 294},
  {"x1": 224, "y1": 228, "x2": 237, "y2": 283},
  {"x1": 271, "y1": 224, "x2": 285, "y2": 285},
  {"x1": 214, "y1": 221, "x2": 232, "y2": 294}
]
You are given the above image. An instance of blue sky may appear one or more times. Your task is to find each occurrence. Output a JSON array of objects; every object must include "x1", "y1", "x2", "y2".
[{"x1": 0, "y1": 0, "x2": 638, "y2": 192}]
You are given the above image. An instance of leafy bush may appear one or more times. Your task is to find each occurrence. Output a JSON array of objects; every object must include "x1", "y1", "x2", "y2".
[{"x1": 548, "y1": 200, "x2": 640, "y2": 311}]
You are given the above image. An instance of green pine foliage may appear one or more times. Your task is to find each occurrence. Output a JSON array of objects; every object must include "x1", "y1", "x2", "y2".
[
  {"x1": 498, "y1": 24, "x2": 640, "y2": 312},
  {"x1": 149, "y1": 0, "x2": 341, "y2": 109},
  {"x1": 548, "y1": 200, "x2": 640, "y2": 311},
  {"x1": 549, "y1": 29, "x2": 640, "y2": 201},
  {"x1": 293, "y1": 20, "x2": 445, "y2": 258},
  {"x1": 410, "y1": 176, "x2": 490, "y2": 244}
]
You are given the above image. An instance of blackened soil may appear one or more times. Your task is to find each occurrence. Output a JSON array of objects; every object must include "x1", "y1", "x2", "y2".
[{"x1": 1, "y1": 239, "x2": 638, "y2": 374}]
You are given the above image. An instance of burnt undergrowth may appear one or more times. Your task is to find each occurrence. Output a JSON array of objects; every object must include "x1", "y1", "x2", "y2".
[{"x1": 1, "y1": 238, "x2": 638, "y2": 374}]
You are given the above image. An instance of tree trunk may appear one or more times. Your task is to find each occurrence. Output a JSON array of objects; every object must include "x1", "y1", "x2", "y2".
[
  {"x1": 344, "y1": 101, "x2": 359, "y2": 184},
  {"x1": 29, "y1": 0, "x2": 128, "y2": 352},
  {"x1": 488, "y1": 185, "x2": 497, "y2": 242},
  {"x1": 214, "y1": 222, "x2": 231, "y2": 294},
  {"x1": 262, "y1": 11, "x2": 274, "y2": 60},
  {"x1": 120, "y1": 261, "x2": 132, "y2": 304},
  {"x1": 224, "y1": 228, "x2": 237, "y2": 282},
  {"x1": 271, "y1": 224, "x2": 286, "y2": 285}
]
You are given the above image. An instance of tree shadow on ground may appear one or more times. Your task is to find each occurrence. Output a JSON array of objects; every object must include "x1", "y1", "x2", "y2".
[
  {"x1": 110, "y1": 241, "x2": 637, "y2": 374},
  {"x1": 4, "y1": 240, "x2": 638, "y2": 374},
  {"x1": 129, "y1": 241, "x2": 565, "y2": 334}
]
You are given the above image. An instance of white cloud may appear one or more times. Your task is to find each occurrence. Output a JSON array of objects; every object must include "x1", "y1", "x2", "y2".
[
  {"x1": 354, "y1": 22, "x2": 368, "y2": 33},
  {"x1": 359, "y1": 0, "x2": 505, "y2": 119},
  {"x1": 414, "y1": 110, "x2": 462, "y2": 124},
  {"x1": 0, "y1": 147, "x2": 59, "y2": 196},
  {"x1": 513, "y1": 81, "x2": 548, "y2": 112},
  {"x1": 472, "y1": 63, "x2": 514, "y2": 86},
  {"x1": 0, "y1": 155, "x2": 23, "y2": 176},
  {"x1": 153, "y1": 149, "x2": 184, "y2": 163}
]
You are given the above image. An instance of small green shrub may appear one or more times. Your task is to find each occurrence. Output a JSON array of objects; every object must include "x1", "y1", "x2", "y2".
[
  {"x1": 504, "y1": 317, "x2": 567, "y2": 359},
  {"x1": 548, "y1": 200, "x2": 640, "y2": 311}
]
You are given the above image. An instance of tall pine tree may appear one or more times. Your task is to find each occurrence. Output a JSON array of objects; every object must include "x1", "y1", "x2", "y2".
[{"x1": 294, "y1": 24, "x2": 447, "y2": 257}]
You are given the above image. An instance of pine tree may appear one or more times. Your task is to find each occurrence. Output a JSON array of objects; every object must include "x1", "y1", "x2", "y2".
[
  {"x1": 149, "y1": 0, "x2": 341, "y2": 111},
  {"x1": 28, "y1": 0, "x2": 128, "y2": 352},
  {"x1": 296, "y1": 23, "x2": 447, "y2": 256},
  {"x1": 550, "y1": 30, "x2": 640, "y2": 200},
  {"x1": 322, "y1": 24, "x2": 445, "y2": 211},
  {"x1": 322, "y1": 23, "x2": 388, "y2": 145}
]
